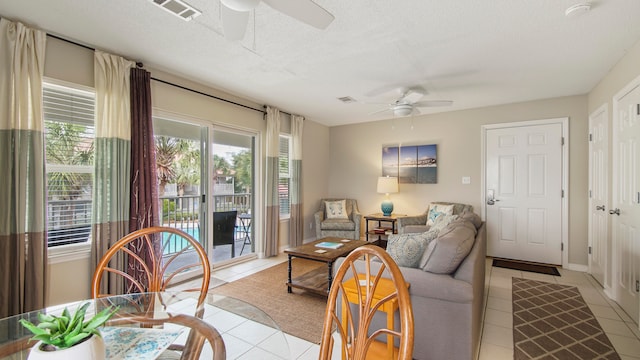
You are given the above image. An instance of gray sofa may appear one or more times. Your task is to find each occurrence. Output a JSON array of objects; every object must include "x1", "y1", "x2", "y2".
[{"x1": 335, "y1": 213, "x2": 486, "y2": 360}]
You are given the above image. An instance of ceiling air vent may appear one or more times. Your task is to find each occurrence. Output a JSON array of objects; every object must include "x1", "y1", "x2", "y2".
[
  {"x1": 150, "y1": 0, "x2": 202, "y2": 21},
  {"x1": 337, "y1": 96, "x2": 357, "y2": 103}
]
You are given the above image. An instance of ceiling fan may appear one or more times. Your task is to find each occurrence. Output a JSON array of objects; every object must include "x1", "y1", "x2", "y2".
[
  {"x1": 220, "y1": 0, "x2": 334, "y2": 40},
  {"x1": 369, "y1": 88, "x2": 453, "y2": 117}
]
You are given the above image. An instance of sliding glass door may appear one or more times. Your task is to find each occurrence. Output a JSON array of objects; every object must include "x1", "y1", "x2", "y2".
[
  {"x1": 211, "y1": 127, "x2": 256, "y2": 264},
  {"x1": 153, "y1": 116, "x2": 257, "y2": 267}
]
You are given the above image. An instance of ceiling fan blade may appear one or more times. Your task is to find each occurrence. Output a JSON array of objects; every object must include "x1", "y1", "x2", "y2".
[
  {"x1": 413, "y1": 100, "x2": 453, "y2": 107},
  {"x1": 221, "y1": 5, "x2": 250, "y2": 40},
  {"x1": 368, "y1": 108, "x2": 391, "y2": 116},
  {"x1": 263, "y1": 0, "x2": 335, "y2": 29},
  {"x1": 401, "y1": 89, "x2": 425, "y2": 104}
]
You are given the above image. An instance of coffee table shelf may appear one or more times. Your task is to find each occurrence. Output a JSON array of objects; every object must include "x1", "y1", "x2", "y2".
[{"x1": 284, "y1": 237, "x2": 368, "y2": 295}]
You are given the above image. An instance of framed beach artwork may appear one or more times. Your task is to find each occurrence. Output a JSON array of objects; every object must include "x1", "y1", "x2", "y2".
[
  {"x1": 382, "y1": 144, "x2": 437, "y2": 184},
  {"x1": 382, "y1": 146, "x2": 399, "y2": 177}
]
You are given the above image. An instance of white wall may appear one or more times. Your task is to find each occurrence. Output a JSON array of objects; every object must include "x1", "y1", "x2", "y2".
[{"x1": 327, "y1": 95, "x2": 589, "y2": 267}]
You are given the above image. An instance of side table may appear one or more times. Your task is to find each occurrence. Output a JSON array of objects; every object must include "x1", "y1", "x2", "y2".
[
  {"x1": 364, "y1": 213, "x2": 405, "y2": 248},
  {"x1": 341, "y1": 276, "x2": 410, "y2": 359}
]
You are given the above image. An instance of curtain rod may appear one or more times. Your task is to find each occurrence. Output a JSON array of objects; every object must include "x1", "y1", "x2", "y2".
[{"x1": 44, "y1": 32, "x2": 294, "y2": 116}]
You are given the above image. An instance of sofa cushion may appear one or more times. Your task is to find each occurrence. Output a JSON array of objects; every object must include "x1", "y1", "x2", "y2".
[
  {"x1": 321, "y1": 219, "x2": 356, "y2": 231},
  {"x1": 325, "y1": 200, "x2": 348, "y2": 219},
  {"x1": 459, "y1": 211, "x2": 482, "y2": 230},
  {"x1": 387, "y1": 230, "x2": 438, "y2": 268},
  {"x1": 421, "y1": 223, "x2": 476, "y2": 274},
  {"x1": 426, "y1": 203, "x2": 454, "y2": 226}
]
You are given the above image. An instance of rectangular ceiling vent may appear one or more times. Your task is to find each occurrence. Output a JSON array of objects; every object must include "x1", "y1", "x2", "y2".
[
  {"x1": 150, "y1": 0, "x2": 202, "y2": 21},
  {"x1": 337, "y1": 96, "x2": 357, "y2": 103}
]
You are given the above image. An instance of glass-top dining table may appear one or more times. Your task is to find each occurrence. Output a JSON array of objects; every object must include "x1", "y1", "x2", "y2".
[{"x1": 0, "y1": 292, "x2": 292, "y2": 360}]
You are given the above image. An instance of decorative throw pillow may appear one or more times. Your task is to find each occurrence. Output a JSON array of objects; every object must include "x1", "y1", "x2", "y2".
[
  {"x1": 325, "y1": 200, "x2": 348, "y2": 219},
  {"x1": 430, "y1": 214, "x2": 459, "y2": 232},
  {"x1": 426, "y1": 203, "x2": 454, "y2": 226},
  {"x1": 421, "y1": 224, "x2": 476, "y2": 274},
  {"x1": 386, "y1": 232, "x2": 433, "y2": 268}
]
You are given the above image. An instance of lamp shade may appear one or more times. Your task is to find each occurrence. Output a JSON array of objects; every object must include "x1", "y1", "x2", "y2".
[{"x1": 377, "y1": 176, "x2": 398, "y2": 194}]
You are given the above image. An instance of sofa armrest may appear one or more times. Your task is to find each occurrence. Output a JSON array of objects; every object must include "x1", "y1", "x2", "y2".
[
  {"x1": 397, "y1": 213, "x2": 427, "y2": 234},
  {"x1": 352, "y1": 210, "x2": 362, "y2": 239},
  {"x1": 314, "y1": 210, "x2": 324, "y2": 238}
]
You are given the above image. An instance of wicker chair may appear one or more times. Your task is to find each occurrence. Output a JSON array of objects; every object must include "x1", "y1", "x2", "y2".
[{"x1": 319, "y1": 245, "x2": 414, "y2": 360}]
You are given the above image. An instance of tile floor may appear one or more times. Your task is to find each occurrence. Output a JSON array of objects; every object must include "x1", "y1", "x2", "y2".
[{"x1": 201, "y1": 256, "x2": 640, "y2": 360}]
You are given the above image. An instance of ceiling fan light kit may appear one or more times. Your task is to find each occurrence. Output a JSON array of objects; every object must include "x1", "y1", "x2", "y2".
[
  {"x1": 393, "y1": 104, "x2": 414, "y2": 117},
  {"x1": 221, "y1": 0, "x2": 260, "y2": 12}
]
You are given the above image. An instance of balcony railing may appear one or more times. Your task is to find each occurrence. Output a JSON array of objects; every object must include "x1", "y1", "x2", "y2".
[{"x1": 46, "y1": 193, "x2": 252, "y2": 252}]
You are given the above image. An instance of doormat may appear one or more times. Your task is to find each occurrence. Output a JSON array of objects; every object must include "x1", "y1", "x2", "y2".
[
  {"x1": 493, "y1": 258, "x2": 560, "y2": 276},
  {"x1": 513, "y1": 278, "x2": 620, "y2": 359}
]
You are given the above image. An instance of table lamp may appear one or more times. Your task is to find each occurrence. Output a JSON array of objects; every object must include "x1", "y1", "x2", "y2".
[{"x1": 377, "y1": 176, "x2": 398, "y2": 216}]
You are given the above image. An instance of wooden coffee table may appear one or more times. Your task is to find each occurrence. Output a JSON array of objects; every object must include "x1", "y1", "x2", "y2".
[{"x1": 284, "y1": 237, "x2": 368, "y2": 296}]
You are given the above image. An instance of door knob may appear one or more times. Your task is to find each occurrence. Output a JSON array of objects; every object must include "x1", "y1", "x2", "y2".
[
  {"x1": 609, "y1": 208, "x2": 620, "y2": 216},
  {"x1": 595, "y1": 205, "x2": 605, "y2": 211}
]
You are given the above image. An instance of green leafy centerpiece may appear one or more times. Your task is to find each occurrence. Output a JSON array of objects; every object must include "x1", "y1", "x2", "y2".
[{"x1": 19, "y1": 302, "x2": 118, "y2": 359}]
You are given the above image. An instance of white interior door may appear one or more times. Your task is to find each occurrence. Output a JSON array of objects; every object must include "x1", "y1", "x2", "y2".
[
  {"x1": 612, "y1": 79, "x2": 640, "y2": 324},
  {"x1": 485, "y1": 122, "x2": 564, "y2": 265},
  {"x1": 589, "y1": 105, "x2": 609, "y2": 288}
]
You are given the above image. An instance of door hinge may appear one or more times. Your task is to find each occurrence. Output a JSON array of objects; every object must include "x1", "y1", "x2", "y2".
[
  {"x1": 637, "y1": 104, "x2": 640, "y2": 116},
  {"x1": 201, "y1": 194, "x2": 206, "y2": 203},
  {"x1": 588, "y1": 246, "x2": 592, "y2": 255},
  {"x1": 561, "y1": 243, "x2": 564, "y2": 251},
  {"x1": 561, "y1": 137, "x2": 565, "y2": 146},
  {"x1": 589, "y1": 190, "x2": 592, "y2": 198},
  {"x1": 562, "y1": 190, "x2": 565, "y2": 198},
  {"x1": 589, "y1": 133, "x2": 593, "y2": 142},
  {"x1": 636, "y1": 280, "x2": 639, "y2": 293}
]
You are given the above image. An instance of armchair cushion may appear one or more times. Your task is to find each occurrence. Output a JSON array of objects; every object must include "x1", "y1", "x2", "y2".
[
  {"x1": 325, "y1": 199, "x2": 349, "y2": 219},
  {"x1": 320, "y1": 219, "x2": 356, "y2": 231}
]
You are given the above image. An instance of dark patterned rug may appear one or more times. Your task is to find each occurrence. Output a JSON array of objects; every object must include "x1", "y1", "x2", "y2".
[{"x1": 512, "y1": 278, "x2": 620, "y2": 359}]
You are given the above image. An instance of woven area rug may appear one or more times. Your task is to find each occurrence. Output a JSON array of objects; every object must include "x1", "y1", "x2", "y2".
[
  {"x1": 213, "y1": 258, "x2": 327, "y2": 343},
  {"x1": 512, "y1": 278, "x2": 620, "y2": 359}
]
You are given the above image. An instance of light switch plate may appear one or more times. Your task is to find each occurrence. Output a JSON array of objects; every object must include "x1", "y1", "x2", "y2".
[{"x1": 462, "y1": 176, "x2": 471, "y2": 184}]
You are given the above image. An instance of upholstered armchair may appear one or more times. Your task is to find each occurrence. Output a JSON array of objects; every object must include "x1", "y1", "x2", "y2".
[
  {"x1": 314, "y1": 198, "x2": 362, "y2": 240},
  {"x1": 397, "y1": 201, "x2": 473, "y2": 234}
]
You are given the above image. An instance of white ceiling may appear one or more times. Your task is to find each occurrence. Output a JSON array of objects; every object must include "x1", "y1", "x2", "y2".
[{"x1": 1, "y1": 0, "x2": 640, "y2": 127}]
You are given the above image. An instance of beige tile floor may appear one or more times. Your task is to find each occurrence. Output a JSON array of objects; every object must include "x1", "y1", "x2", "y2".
[{"x1": 204, "y1": 256, "x2": 640, "y2": 360}]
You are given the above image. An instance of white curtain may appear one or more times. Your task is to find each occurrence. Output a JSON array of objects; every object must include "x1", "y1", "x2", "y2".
[
  {"x1": 91, "y1": 50, "x2": 134, "y2": 294},
  {"x1": 264, "y1": 106, "x2": 281, "y2": 257},
  {"x1": 0, "y1": 18, "x2": 47, "y2": 317},
  {"x1": 289, "y1": 115, "x2": 304, "y2": 247}
]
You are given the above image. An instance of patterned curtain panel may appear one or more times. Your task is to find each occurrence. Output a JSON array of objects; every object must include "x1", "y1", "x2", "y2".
[
  {"x1": 0, "y1": 19, "x2": 47, "y2": 318},
  {"x1": 265, "y1": 106, "x2": 281, "y2": 257},
  {"x1": 128, "y1": 67, "x2": 160, "y2": 290},
  {"x1": 289, "y1": 115, "x2": 304, "y2": 247},
  {"x1": 91, "y1": 50, "x2": 134, "y2": 295}
]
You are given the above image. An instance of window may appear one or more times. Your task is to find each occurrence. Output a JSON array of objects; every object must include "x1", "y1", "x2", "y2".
[
  {"x1": 278, "y1": 135, "x2": 291, "y2": 217},
  {"x1": 44, "y1": 82, "x2": 95, "y2": 247}
]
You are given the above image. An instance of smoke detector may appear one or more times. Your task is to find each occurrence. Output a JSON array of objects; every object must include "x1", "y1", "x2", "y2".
[{"x1": 565, "y1": 2, "x2": 591, "y2": 17}]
